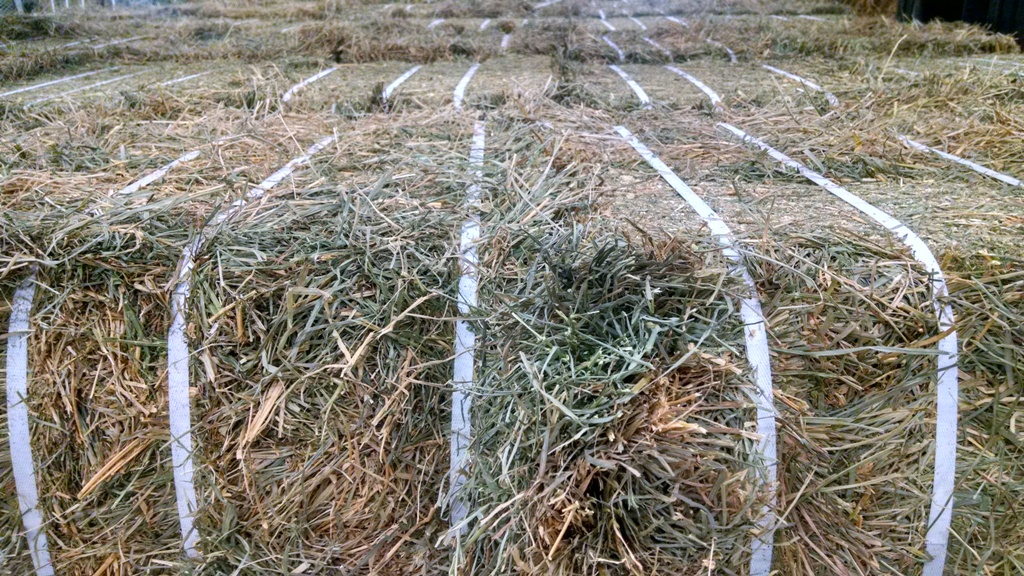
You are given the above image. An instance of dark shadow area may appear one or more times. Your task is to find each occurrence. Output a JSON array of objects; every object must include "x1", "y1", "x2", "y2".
[{"x1": 899, "y1": 0, "x2": 1024, "y2": 46}]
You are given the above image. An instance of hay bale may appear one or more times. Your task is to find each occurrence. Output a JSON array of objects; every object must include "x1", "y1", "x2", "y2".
[{"x1": 0, "y1": 117, "x2": 474, "y2": 572}]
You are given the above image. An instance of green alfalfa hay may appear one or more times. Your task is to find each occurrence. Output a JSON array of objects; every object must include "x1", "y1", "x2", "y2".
[{"x1": 463, "y1": 219, "x2": 770, "y2": 574}]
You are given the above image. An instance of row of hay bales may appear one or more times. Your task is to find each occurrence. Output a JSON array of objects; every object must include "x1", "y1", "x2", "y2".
[
  {"x1": 3, "y1": 111, "x2": 1023, "y2": 575},
  {"x1": 841, "y1": 0, "x2": 1024, "y2": 44}
]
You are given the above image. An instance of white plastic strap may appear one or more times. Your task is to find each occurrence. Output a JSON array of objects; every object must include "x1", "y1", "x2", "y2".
[
  {"x1": 665, "y1": 66, "x2": 722, "y2": 110},
  {"x1": 665, "y1": 15, "x2": 688, "y2": 27},
  {"x1": 892, "y1": 67, "x2": 922, "y2": 77},
  {"x1": 448, "y1": 120, "x2": 486, "y2": 540},
  {"x1": 382, "y1": 65, "x2": 423, "y2": 102},
  {"x1": 6, "y1": 273, "x2": 55, "y2": 576},
  {"x1": 628, "y1": 16, "x2": 647, "y2": 30},
  {"x1": 242, "y1": 135, "x2": 336, "y2": 203},
  {"x1": 608, "y1": 65, "x2": 651, "y2": 109},
  {"x1": 453, "y1": 63, "x2": 481, "y2": 112},
  {"x1": 479, "y1": 19, "x2": 490, "y2": 30},
  {"x1": 427, "y1": 18, "x2": 445, "y2": 29},
  {"x1": 642, "y1": 37, "x2": 671, "y2": 59},
  {"x1": 970, "y1": 56, "x2": 1023, "y2": 69},
  {"x1": 167, "y1": 134, "x2": 337, "y2": 557},
  {"x1": 602, "y1": 36, "x2": 625, "y2": 62},
  {"x1": 90, "y1": 36, "x2": 142, "y2": 49},
  {"x1": 115, "y1": 136, "x2": 237, "y2": 197},
  {"x1": 214, "y1": 135, "x2": 337, "y2": 223},
  {"x1": 282, "y1": 66, "x2": 340, "y2": 103},
  {"x1": 762, "y1": 65, "x2": 839, "y2": 107},
  {"x1": 500, "y1": 34, "x2": 511, "y2": 52},
  {"x1": 0, "y1": 67, "x2": 115, "y2": 98},
  {"x1": 899, "y1": 136, "x2": 1021, "y2": 187},
  {"x1": 116, "y1": 150, "x2": 202, "y2": 196},
  {"x1": 719, "y1": 122, "x2": 959, "y2": 576},
  {"x1": 26, "y1": 72, "x2": 141, "y2": 107},
  {"x1": 798, "y1": 14, "x2": 826, "y2": 21},
  {"x1": 167, "y1": 251, "x2": 201, "y2": 557},
  {"x1": 159, "y1": 71, "x2": 211, "y2": 87},
  {"x1": 615, "y1": 125, "x2": 778, "y2": 576},
  {"x1": 969, "y1": 57, "x2": 1024, "y2": 76}
]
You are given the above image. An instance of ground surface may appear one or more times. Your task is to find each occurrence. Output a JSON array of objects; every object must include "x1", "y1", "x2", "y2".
[{"x1": 0, "y1": 0, "x2": 1022, "y2": 575}]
